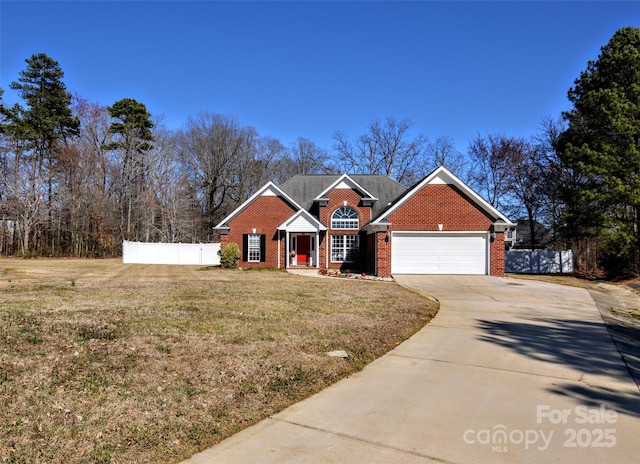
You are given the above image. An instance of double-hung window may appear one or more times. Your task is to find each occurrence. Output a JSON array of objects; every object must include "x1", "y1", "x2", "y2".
[
  {"x1": 243, "y1": 233, "x2": 266, "y2": 263},
  {"x1": 247, "y1": 234, "x2": 261, "y2": 262},
  {"x1": 331, "y1": 234, "x2": 359, "y2": 262}
]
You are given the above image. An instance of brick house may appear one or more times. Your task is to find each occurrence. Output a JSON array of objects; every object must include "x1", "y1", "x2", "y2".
[{"x1": 214, "y1": 166, "x2": 514, "y2": 276}]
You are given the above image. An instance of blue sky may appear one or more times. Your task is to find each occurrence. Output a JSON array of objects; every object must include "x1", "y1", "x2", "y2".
[{"x1": 1, "y1": 1, "x2": 638, "y2": 154}]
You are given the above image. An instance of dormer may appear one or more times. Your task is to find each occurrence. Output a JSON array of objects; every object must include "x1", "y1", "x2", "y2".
[{"x1": 313, "y1": 174, "x2": 378, "y2": 208}]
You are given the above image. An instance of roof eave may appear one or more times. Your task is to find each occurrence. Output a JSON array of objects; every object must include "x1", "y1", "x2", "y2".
[
  {"x1": 362, "y1": 222, "x2": 391, "y2": 234},
  {"x1": 277, "y1": 210, "x2": 327, "y2": 231},
  {"x1": 314, "y1": 174, "x2": 378, "y2": 201},
  {"x1": 213, "y1": 181, "x2": 303, "y2": 230}
]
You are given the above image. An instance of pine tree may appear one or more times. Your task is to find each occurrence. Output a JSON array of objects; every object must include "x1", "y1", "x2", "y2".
[
  {"x1": 0, "y1": 53, "x2": 79, "y2": 254},
  {"x1": 559, "y1": 27, "x2": 640, "y2": 275},
  {"x1": 7, "y1": 53, "x2": 80, "y2": 163},
  {"x1": 105, "y1": 98, "x2": 155, "y2": 240}
]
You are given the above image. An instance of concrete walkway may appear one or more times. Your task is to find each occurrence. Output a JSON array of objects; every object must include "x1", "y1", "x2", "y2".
[{"x1": 182, "y1": 276, "x2": 640, "y2": 463}]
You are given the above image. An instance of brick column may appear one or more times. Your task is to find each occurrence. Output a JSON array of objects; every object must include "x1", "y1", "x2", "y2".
[
  {"x1": 490, "y1": 232, "x2": 506, "y2": 276},
  {"x1": 376, "y1": 230, "x2": 392, "y2": 277}
]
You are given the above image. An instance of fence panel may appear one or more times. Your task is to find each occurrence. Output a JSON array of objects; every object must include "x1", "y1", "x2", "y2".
[
  {"x1": 505, "y1": 250, "x2": 573, "y2": 274},
  {"x1": 122, "y1": 241, "x2": 221, "y2": 266}
]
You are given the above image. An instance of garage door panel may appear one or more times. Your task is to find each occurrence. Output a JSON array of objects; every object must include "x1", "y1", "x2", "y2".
[{"x1": 392, "y1": 233, "x2": 487, "y2": 275}]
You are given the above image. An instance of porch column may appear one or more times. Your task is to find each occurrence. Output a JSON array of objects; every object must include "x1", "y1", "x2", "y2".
[{"x1": 285, "y1": 232, "x2": 289, "y2": 269}]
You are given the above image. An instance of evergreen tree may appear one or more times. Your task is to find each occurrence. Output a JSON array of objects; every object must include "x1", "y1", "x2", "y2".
[
  {"x1": 6, "y1": 53, "x2": 80, "y2": 163},
  {"x1": 558, "y1": 27, "x2": 640, "y2": 275},
  {"x1": 105, "y1": 98, "x2": 154, "y2": 240},
  {"x1": 105, "y1": 98, "x2": 154, "y2": 154},
  {"x1": 0, "y1": 53, "x2": 79, "y2": 254}
]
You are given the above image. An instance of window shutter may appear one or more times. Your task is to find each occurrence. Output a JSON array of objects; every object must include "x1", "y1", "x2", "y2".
[
  {"x1": 260, "y1": 234, "x2": 266, "y2": 262},
  {"x1": 242, "y1": 234, "x2": 248, "y2": 262}
]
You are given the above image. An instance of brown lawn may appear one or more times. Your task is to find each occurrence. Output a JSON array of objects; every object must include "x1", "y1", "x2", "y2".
[{"x1": 0, "y1": 258, "x2": 437, "y2": 463}]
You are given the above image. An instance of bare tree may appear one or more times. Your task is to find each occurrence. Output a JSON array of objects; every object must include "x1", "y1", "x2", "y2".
[
  {"x1": 424, "y1": 135, "x2": 468, "y2": 180},
  {"x1": 467, "y1": 134, "x2": 527, "y2": 215},
  {"x1": 508, "y1": 142, "x2": 547, "y2": 249},
  {"x1": 272, "y1": 137, "x2": 331, "y2": 183},
  {"x1": 1, "y1": 139, "x2": 45, "y2": 254},
  {"x1": 332, "y1": 117, "x2": 428, "y2": 186},
  {"x1": 231, "y1": 127, "x2": 273, "y2": 206},
  {"x1": 178, "y1": 113, "x2": 228, "y2": 228},
  {"x1": 468, "y1": 130, "x2": 568, "y2": 250},
  {"x1": 178, "y1": 113, "x2": 270, "y2": 228},
  {"x1": 532, "y1": 116, "x2": 569, "y2": 248},
  {"x1": 52, "y1": 96, "x2": 117, "y2": 256}
]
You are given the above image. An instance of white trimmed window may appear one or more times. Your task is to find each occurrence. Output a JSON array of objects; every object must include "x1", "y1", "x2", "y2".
[
  {"x1": 248, "y1": 234, "x2": 261, "y2": 262},
  {"x1": 331, "y1": 206, "x2": 359, "y2": 229},
  {"x1": 331, "y1": 234, "x2": 359, "y2": 262}
]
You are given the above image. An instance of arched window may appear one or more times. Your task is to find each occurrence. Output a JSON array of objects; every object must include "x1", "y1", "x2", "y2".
[{"x1": 331, "y1": 206, "x2": 359, "y2": 229}]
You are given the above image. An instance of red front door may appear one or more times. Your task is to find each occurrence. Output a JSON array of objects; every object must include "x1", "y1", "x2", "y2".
[{"x1": 297, "y1": 235, "x2": 310, "y2": 265}]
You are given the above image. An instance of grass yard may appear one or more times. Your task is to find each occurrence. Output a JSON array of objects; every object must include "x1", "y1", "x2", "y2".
[{"x1": 0, "y1": 259, "x2": 437, "y2": 463}]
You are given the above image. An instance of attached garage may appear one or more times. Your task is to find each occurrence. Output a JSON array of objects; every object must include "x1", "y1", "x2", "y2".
[{"x1": 391, "y1": 232, "x2": 488, "y2": 275}]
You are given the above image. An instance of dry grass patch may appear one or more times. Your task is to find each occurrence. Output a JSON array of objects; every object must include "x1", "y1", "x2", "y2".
[{"x1": 0, "y1": 259, "x2": 437, "y2": 463}]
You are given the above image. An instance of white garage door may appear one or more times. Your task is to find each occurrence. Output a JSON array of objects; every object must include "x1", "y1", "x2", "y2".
[{"x1": 392, "y1": 232, "x2": 488, "y2": 275}]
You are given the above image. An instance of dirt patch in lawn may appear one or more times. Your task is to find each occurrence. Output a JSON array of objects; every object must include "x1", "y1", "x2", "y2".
[{"x1": 0, "y1": 259, "x2": 437, "y2": 463}]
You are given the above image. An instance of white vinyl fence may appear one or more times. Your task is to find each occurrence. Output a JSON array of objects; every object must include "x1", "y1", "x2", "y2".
[
  {"x1": 122, "y1": 241, "x2": 221, "y2": 266},
  {"x1": 506, "y1": 250, "x2": 573, "y2": 274}
]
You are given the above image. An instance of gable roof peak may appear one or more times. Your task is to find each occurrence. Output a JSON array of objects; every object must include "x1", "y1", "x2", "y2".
[
  {"x1": 279, "y1": 173, "x2": 407, "y2": 218},
  {"x1": 371, "y1": 165, "x2": 515, "y2": 226},
  {"x1": 313, "y1": 173, "x2": 378, "y2": 201},
  {"x1": 213, "y1": 181, "x2": 302, "y2": 229}
]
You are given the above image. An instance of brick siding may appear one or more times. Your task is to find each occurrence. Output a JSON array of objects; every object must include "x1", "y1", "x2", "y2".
[
  {"x1": 222, "y1": 182, "x2": 506, "y2": 277},
  {"x1": 220, "y1": 196, "x2": 296, "y2": 269},
  {"x1": 318, "y1": 188, "x2": 373, "y2": 271},
  {"x1": 388, "y1": 184, "x2": 493, "y2": 231},
  {"x1": 375, "y1": 184, "x2": 506, "y2": 277}
]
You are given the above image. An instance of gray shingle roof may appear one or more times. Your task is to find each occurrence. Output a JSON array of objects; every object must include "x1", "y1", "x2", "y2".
[{"x1": 279, "y1": 174, "x2": 407, "y2": 220}]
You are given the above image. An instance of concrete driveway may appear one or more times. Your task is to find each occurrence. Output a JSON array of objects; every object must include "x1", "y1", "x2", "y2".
[{"x1": 183, "y1": 276, "x2": 640, "y2": 463}]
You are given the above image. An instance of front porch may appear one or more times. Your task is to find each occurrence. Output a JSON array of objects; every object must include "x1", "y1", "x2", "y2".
[
  {"x1": 278, "y1": 210, "x2": 327, "y2": 269},
  {"x1": 287, "y1": 233, "x2": 319, "y2": 267}
]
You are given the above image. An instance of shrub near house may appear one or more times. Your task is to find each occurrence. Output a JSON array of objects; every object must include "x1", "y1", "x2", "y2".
[{"x1": 219, "y1": 242, "x2": 241, "y2": 268}]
